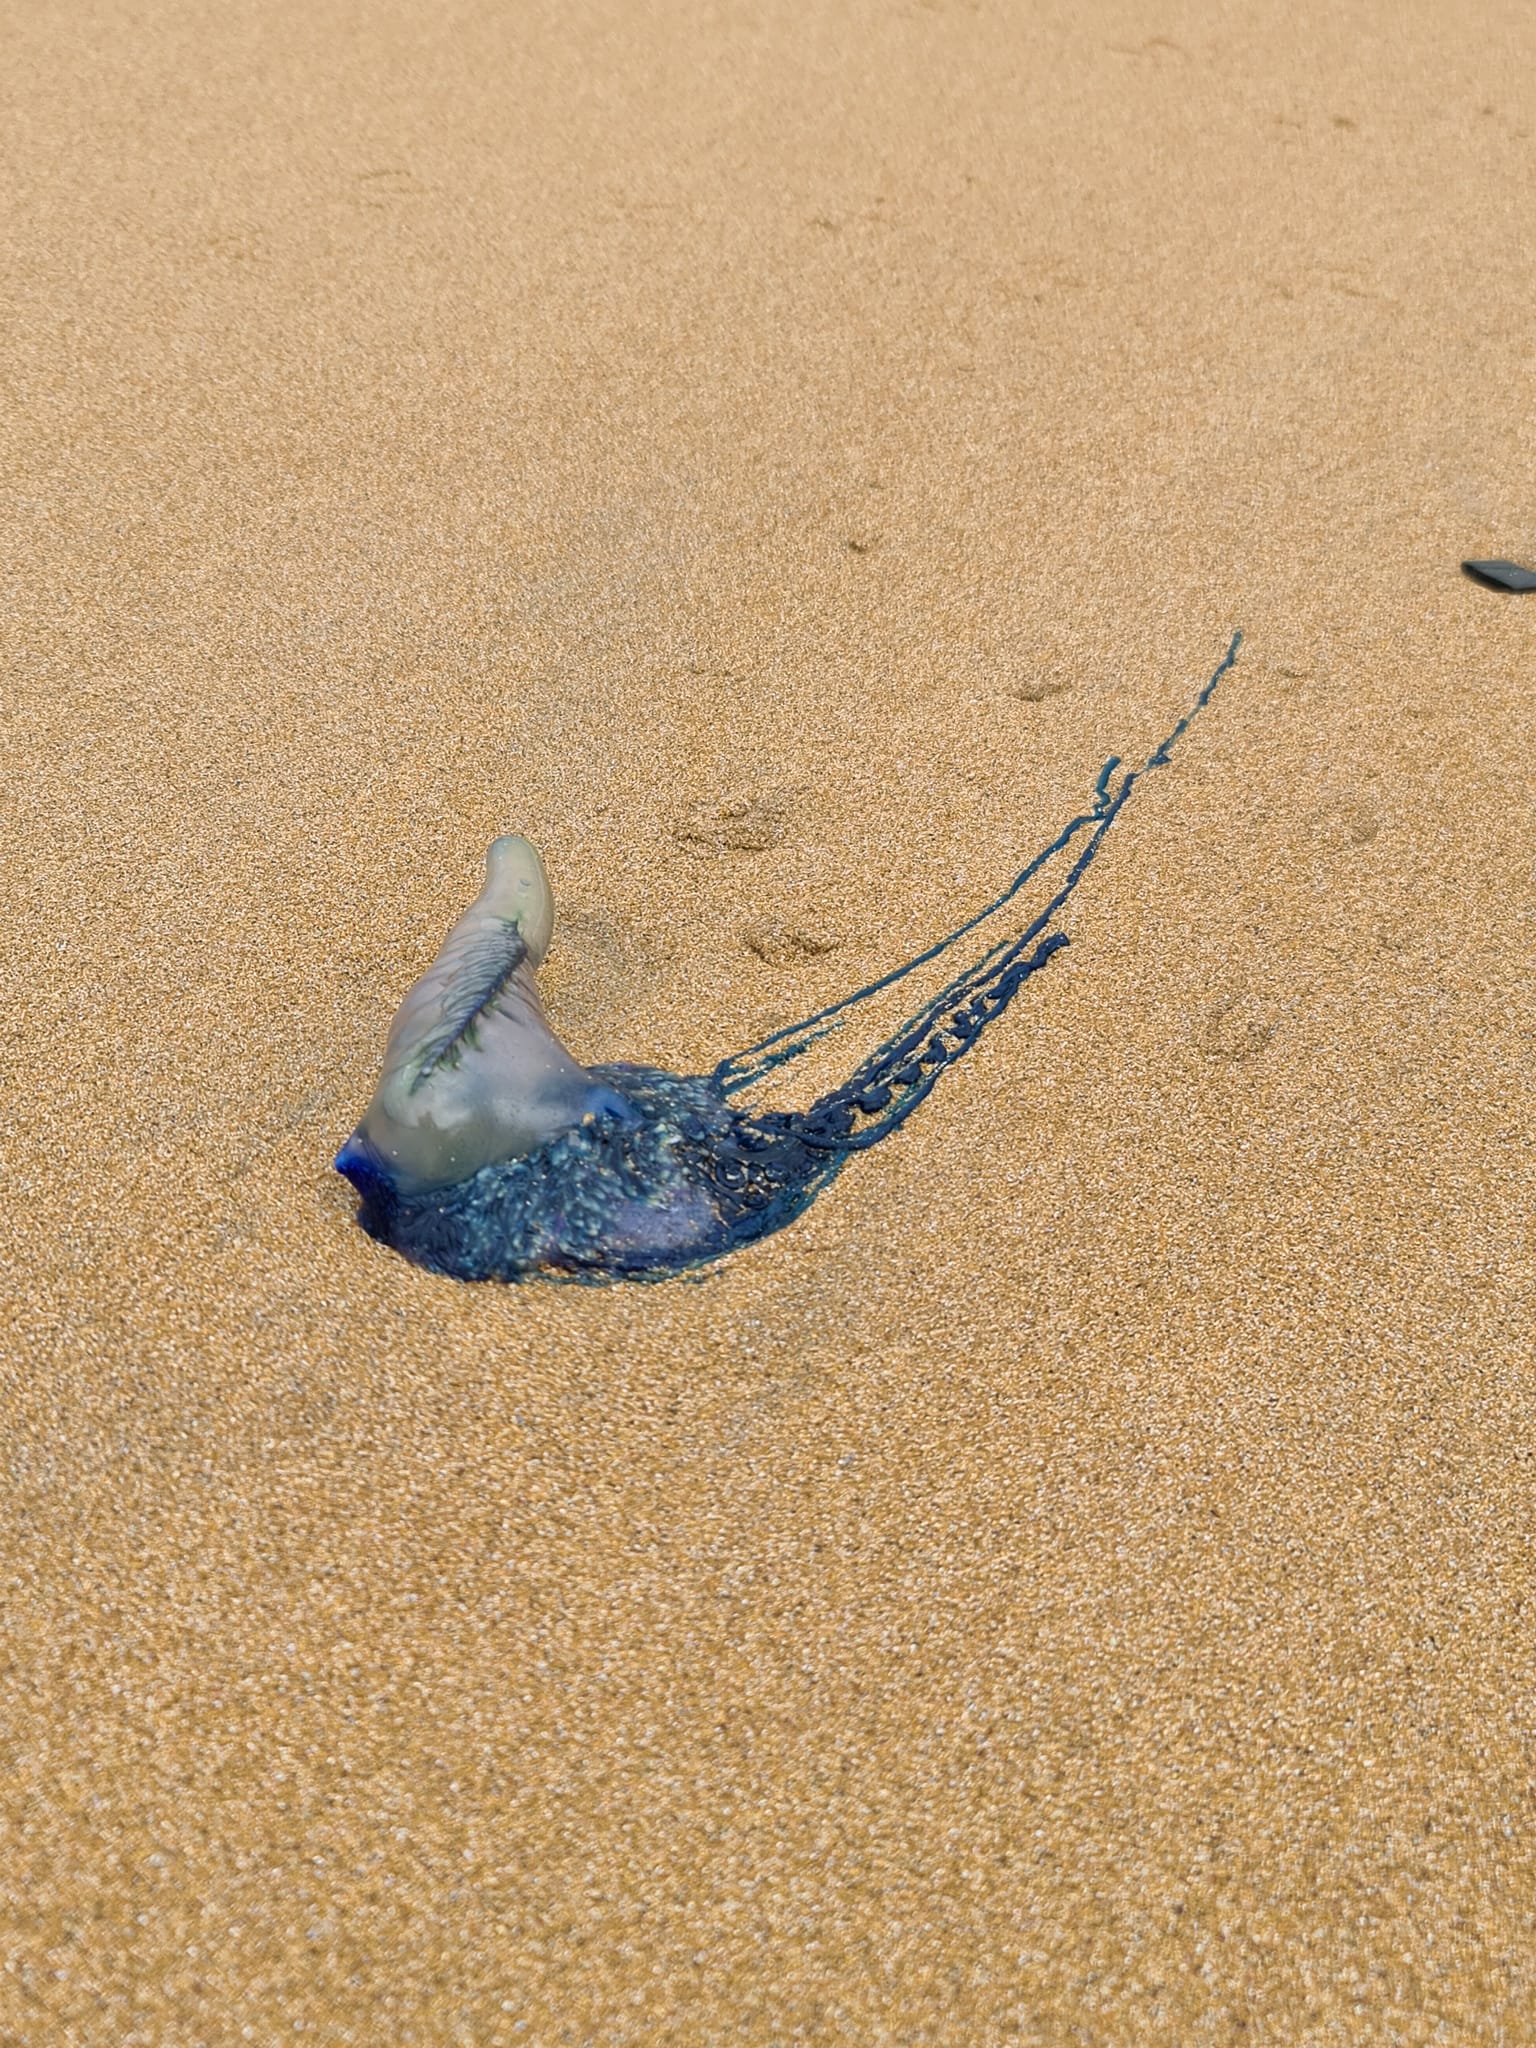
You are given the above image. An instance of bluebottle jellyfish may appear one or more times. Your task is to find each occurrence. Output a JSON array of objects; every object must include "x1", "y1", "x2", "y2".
[{"x1": 335, "y1": 633, "x2": 1241, "y2": 1283}]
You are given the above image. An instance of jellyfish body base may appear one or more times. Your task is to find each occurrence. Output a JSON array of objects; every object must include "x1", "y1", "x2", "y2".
[{"x1": 344, "y1": 1064, "x2": 846, "y2": 1285}]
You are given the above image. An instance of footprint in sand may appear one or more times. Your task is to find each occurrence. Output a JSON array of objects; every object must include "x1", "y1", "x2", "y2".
[
  {"x1": 1195, "y1": 995, "x2": 1278, "y2": 1061},
  {"x1": 352, "y1": 167, "x2": 425, "y2": 211},
  {"x1": 1009, "y1": 674, "x2": 1070, "y2": 705},
  {"x1": 741, "y1": 922, "x2": 846, "y2": 967},
  {"x1": 672, "y1": 794, "x2": 795, "y2": 855}
]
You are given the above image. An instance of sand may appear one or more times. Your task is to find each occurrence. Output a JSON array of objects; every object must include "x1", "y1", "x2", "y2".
[{"x1": 5, "y1": 0, "x2": 1536, "y2": 2037}]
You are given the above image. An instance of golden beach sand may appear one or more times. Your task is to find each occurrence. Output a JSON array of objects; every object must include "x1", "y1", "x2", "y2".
[{"x1": 5, "y1": 0, "x2": 1536, "y2": 2037}]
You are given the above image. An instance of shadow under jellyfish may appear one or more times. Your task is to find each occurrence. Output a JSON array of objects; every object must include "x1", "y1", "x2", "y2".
[{"x1": 335, "y1": 633, "x2": 1241, "y2": 1282}]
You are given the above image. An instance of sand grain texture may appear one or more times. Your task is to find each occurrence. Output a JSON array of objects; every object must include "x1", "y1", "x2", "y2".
[{"x1": 5, "y1": 0, "x2": 1536, "y2": 2040}]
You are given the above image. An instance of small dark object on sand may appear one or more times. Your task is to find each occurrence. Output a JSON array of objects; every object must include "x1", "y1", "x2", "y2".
[{"x1": 1462, "y1": 559, "x2": 1536, "y2": 592}]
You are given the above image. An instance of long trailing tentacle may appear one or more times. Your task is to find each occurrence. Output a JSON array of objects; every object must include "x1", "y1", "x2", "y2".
[
  {"x1": 716, "y1": 632, "x2": 1242, "y2": 1145},
  {"x1": 713, "y1": 802, "x2": 1105, "y2": 1095}
]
